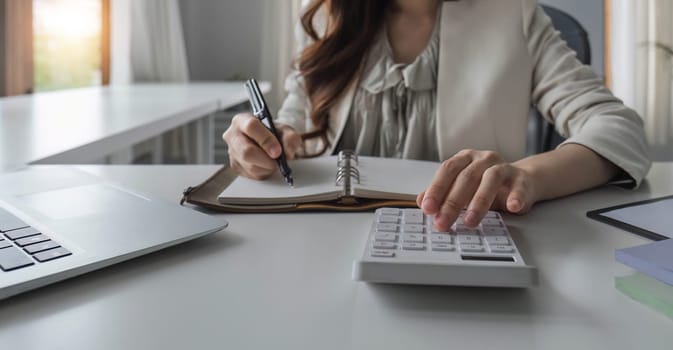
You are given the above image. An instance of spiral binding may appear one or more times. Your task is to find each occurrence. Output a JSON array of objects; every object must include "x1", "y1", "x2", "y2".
[
  {"x1": 335, "y1": 150, "x2": 360, "y2": 192},
  {"x1": 337, "y1": 150, "x2": 358, "y2": 166}
]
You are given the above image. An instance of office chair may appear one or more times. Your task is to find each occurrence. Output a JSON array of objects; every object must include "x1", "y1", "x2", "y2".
[{"x1": 530, "y1": 5, "x2": 592, "y2": 153}]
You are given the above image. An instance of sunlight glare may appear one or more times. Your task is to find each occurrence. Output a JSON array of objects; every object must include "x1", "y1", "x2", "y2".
[
  {"x1": 34, "y1": 0, "x2": 101, "y2": 40},
  {"x1": 33, "y1": 0, "x2": 103, "y2": 91}
]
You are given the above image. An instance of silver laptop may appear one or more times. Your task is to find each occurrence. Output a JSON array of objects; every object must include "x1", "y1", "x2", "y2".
[{"x1": 0, "y1": 166, "x2": 227, "y2": 300}]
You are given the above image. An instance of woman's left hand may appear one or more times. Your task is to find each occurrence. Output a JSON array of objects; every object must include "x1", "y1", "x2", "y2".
[{"x1": 417, "y1": 149, "x2": 538, "y2": 231}]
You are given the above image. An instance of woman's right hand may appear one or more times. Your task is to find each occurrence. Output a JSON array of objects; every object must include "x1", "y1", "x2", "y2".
[{"x1": 222, "y1": 113, "x2": 302, "y2": 180}]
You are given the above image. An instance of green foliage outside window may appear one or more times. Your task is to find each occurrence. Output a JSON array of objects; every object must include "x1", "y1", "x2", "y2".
[{"x1": 33, "y1": 0, "x2": 102, "y2": 92}]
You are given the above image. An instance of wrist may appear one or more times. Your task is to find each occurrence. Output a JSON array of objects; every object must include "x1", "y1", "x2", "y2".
[{"x1": 512, "y1": 159, "x2": 546, "y2": 204}]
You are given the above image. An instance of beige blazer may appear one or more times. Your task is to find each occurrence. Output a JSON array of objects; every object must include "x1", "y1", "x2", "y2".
[{"x1": 277, "y1": 0, "x2": 651, "y2": 186}]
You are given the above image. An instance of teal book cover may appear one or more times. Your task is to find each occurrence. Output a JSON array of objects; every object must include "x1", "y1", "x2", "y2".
[{"x1": 616, "y1": 272, "x2": 673, "y2": 321}]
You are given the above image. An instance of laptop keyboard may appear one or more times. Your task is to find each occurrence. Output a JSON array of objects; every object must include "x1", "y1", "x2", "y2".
[{"x1": 0, "y1": 208, "x2": 71, "y2": 272}]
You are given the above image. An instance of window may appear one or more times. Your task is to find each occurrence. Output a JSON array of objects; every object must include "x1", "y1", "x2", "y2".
[
  {"x1": 33, "y1": 0, "x2": 109, "y2": 92},
  {"x1": 607, "y1": 0, "x2": 673, "y2": 160}
]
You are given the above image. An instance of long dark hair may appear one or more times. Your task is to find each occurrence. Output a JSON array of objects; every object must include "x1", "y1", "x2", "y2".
[{"x1": 298, "y1": 0, "x2": 389, "y2": 156}]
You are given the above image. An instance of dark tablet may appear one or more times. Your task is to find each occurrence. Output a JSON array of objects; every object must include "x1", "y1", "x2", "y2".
[{"x1": 586, "y1": 195, "x2": 673, "y2": 241}]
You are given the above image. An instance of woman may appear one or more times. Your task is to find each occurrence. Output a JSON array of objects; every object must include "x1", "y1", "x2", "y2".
[{"x1": 223, "y1": 0, "x2": 651, "y2": 231}]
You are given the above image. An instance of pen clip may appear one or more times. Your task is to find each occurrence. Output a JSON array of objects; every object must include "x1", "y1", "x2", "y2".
[{"x1": 245, "y1": 79, "x2": 266, "y2": 116}]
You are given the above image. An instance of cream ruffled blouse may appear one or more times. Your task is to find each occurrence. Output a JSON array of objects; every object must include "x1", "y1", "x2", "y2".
[{"x1": 337, "y1": 19, "x2": 440, "y2": 161}]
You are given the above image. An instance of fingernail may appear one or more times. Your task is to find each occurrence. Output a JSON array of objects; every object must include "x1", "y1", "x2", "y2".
[
  {"x1": 508, "y1": 199, "x2": 522, "y2": 212},
  {"x1": 422, "y1": 197, "x2": 438, "y2": 211},
  {"x1": 433, "y1": 216, "x2": 448, "y2": 232},
  {"x1": 464, "y1": 211, "x2": 479, "y2": 227},
  {"x1": 269, "y1": 145, "x2": 281, "y2": 158}
]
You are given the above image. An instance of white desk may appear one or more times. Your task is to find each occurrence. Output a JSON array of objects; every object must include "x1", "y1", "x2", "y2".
[
  {"x1": 0, "y1": 82, "x2": 270, "y2": 171},
  {"x1": 1, "y1": 163, "x2": 672, "y2": 349}
]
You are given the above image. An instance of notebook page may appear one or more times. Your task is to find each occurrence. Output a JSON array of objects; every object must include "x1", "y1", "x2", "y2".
[
  {"x1": 351, "y1": 156, "x2": 440, "y2": 200},
  {"x1": 218, "y1": 156, "x2": 343, "y2": 205}
]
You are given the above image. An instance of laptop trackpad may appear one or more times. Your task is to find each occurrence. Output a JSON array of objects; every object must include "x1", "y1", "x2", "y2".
[{"x1": 18, "y1": 184, "x2": 150, "y2": 221}]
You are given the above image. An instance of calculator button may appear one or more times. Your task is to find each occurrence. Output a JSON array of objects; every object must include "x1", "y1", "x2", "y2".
[
  {"x1": 482, "y1": 227, "x2": 507, "y2": 236},
  {"x1": 432, "y1": 244, "x2": 456, "y2": 252},
  {"x1": 402, "y1": 210, "x2": 424, "y2": 224},
  {"x1": 485, "y1": 236, "x2": 510, "y2": 245},
  {"x1": 429, "y1": 225, "x2": 453, "y2": 235},
  {"x1": 402, "y1": 224, "x2": 424, "y2": 234},
  {"x1": 484, "y1": 212, "x2": 499, "y2": 219},
  {"x1": 402, "y1": 234, "x2": 425, "y2": 243},
  {"x1": 460, "y1": 244, "x2": 485, "y2": 253},
  {"x1": 379, "y1": 208, "x2": 401, "y2": 216},
  {"x1": 24, "y1": 240, "x2": 61, "y2": 254},
  {"x1": 376, "y1": 223, "x2": 398, "y2": 233},
  {"x1": 0, "y1": 246, "x2": 35, "y2": 271},
  {"x1": 402, "y1": 243, "x2": 426, "y2": 251},
  {"x1": 373, "y1": 242, "x2": 397, "y2": 250},
  {"x1": 5, "y1": 227, "x2": 41, "y2": 240},
  {"x1": 455, "y1": 227, "x2": 480, "y2": 235},
  {"x1": 15, "y1": 234, "x2": 50, "y2": 247},
  {"x1": 371, "y1": 250, "x2": 395, "y2": 258},
  {"x1": 490, "y1": 245, "x2": 515, "y2": 253},
  {"x1": 458, "y1": 236, "x2": 481, "y2": 245},
  {"x1": 0, "y1": 240, "x2": 12, "y2": 249},
  {"x1": 33, "y1": 247, "x2": 72, "y2": 262},
  {"x1": 482, "y1": 218, "x2": 502, "y2": 227},
  {"x1": 378, "y1": 215, "x2": 399, "y2": 224},
  {"x1": 430, "y1": 234, "x2": 452, "y2": 244},
  {"x1": 374, "y1": 233, "x2": 398, "y2": 242}
]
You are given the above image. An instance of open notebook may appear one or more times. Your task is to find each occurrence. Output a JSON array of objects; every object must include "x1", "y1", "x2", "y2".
[{"x1": 181, "y1": 151, "x2": 441, "y2": 213}]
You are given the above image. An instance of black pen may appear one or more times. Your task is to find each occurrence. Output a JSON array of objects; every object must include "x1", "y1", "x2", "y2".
[{"x1": 244, "y1": 79, "x2": 294, "y2": 187}]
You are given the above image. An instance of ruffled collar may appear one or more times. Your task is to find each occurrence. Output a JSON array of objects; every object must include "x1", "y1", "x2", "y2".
[{"x1": 360, "y1": 17, "x2": 440, "y2": 94}]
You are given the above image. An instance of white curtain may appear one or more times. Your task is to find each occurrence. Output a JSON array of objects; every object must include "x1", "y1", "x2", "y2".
[
  {"x1": 130, "y1": 0, "x2": 189, "y2": 82},
  {"x1": 259, "y1": 0, "x2": 304, "y2": 111},
  {"x1": 611, "y1": 0, "x2": 673, "y2": 161},
  {"x1": 111, "y1": 0, "x2": 190, "y2": 163},
  {"x1": 112, "y1": 0, "x2": 189, "y2": 83}
]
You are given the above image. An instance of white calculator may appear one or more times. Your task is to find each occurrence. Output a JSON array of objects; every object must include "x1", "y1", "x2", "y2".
[{"x1": 352, "y1": 208, "x2": 537, "y2": 288}]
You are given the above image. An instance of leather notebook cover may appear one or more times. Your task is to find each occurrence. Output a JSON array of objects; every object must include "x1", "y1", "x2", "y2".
[{"x1": 180, "y1": 153, "x2": 440, "y2": 213}]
